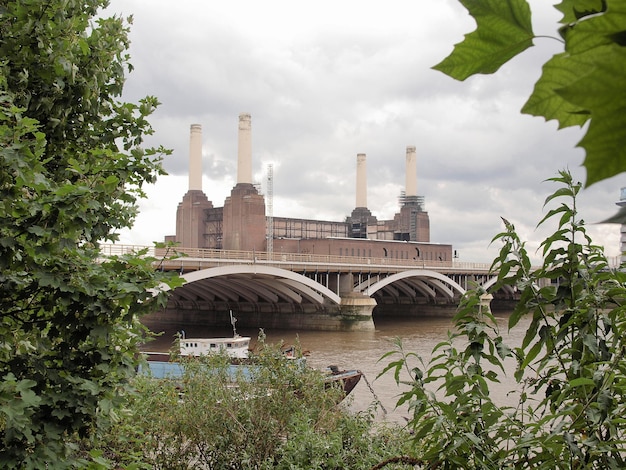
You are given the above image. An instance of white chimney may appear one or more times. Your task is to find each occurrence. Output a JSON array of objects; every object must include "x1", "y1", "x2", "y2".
[
  {"x1": 405, "y1": 146, "x2": 417, "y2": 197},
  {"x1": 189, "y1": 124, "x2": 203, "y2": 191},
  {"x1": 237, "y1": 113, "x2": 253, "y2": 184},
  {"x1": 356, "y1": 153, "x2": 367, "y2": 208}
]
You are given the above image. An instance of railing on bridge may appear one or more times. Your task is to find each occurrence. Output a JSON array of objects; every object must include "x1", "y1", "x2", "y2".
[{"x1": 99, "y1": 243, "x2": 492, "y2": 274}]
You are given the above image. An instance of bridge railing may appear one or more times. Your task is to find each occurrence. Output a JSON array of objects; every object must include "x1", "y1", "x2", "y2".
[{"x1": 99, "y1": 243, "x2": 493, "y2": 273}]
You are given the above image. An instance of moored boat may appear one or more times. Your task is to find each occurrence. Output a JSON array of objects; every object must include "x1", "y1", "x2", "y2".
[
  {"x1": 325, "y1": 366, "x2": 362, "y2": 397},
  {"x1": 140, "y1": 312, "x2": 362, "y2": 400}
]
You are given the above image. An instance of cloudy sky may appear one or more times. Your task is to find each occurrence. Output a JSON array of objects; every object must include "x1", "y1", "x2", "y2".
[{"x1": 106, "y1": 0, "x2": 624, "y2": 265}]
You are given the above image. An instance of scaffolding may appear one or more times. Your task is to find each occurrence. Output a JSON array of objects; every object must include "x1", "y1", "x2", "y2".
[
  {"x1": 398, "y1": 191, "x2": 425, "y2": 211},
  {"x1": 266, "y1": 164, "x2": 273, "y2": 254}
]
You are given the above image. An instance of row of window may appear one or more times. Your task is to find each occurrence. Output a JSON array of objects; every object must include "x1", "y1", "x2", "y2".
[
  {"x1": 338, "y1": 247, "x2": 447, "y2": 261},
  {"x1": 184, "y1": 342, "x2": 240, "y2": 349},
  {"x1": 273, "y1": 220, "x2": 347, "y2": 238}
]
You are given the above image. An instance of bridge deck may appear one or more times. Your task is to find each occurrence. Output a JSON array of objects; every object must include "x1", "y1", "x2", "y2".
[{"x1": 100, "y1": 244, "x2": 493, "y2": 275}]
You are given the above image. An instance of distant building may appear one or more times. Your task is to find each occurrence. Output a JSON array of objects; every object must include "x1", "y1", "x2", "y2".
[{"x1": 165, "y1": 114, "x2": 453, "y2": 265}]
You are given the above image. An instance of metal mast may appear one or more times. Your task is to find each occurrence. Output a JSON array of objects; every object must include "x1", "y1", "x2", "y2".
[{"x1": 266, "y1": 163, "x2": 273, "y2": 255}]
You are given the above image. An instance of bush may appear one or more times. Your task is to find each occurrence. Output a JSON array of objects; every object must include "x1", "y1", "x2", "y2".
[{"x1": 82, "y1": 336, "x2": 413, "y2": 469}]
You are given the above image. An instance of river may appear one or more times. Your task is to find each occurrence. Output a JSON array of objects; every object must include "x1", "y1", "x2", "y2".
[{"x1": 143, "y1": 312, "x2": 530, "y2": 424}]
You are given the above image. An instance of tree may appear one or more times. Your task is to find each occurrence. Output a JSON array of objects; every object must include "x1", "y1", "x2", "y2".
[
  {"x1": 0, "y1": 1, "x2": 178, "y2": 467},
  {"x1": 434, "y1": 0, "x2": 626, "y2": 189}
]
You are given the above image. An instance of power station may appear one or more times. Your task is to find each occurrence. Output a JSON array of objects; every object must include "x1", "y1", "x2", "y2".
[{"x1": 165, "y1": 113, "x2": 453, "y2": 265}]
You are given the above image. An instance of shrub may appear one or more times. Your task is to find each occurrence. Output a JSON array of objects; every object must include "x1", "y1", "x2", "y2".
[
  {"x1": 84, "y1": 336, "x2": 412, "y2": 469},
  {"x1": 382, "y1": 170, "x2": 626, "y2": 469}
]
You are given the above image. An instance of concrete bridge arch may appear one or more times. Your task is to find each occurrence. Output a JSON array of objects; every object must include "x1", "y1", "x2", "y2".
[
  {"x1": 482, "y1": 276, "x2": 521, "y2": 299},
  {"x1": 148, "y1": 265, "x2": 379, "y2": 331},
  {"x1": 148, "y1": 263, "x2": 510, "y2": 331},
  {"x1": 359, "y1": 269, "x2": 466, "y2": 303},
  {"x1": 164, "y1": 265, "x2": 342, "y2": 310}
]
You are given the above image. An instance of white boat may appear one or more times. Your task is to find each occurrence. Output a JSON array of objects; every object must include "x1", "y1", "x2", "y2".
[
  {"x1": 142, "y1": 311, "x2": 252, "y2": 365},
  {"x1": 179, "y1": 310, "x2": 251, "y2": 358},
  {"x1": 179, "y1": 333, "x2": 251, "y2": 359},
  {"x1": 140, "y1": 311, "x2": 362, "y2": 400}
]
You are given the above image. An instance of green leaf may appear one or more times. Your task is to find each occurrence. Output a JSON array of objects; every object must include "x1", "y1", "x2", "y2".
[
  {"x1": 562, "y1": 44, "x2": 626, "y2": 186},
  {"x1": 568, "y1": 377, "x2": 596, "y2": 387},
  {"x1": 564, "y1": 0, "x2": 626, "y2": 55},
  {"x1": 495, "y1": 339, "x2": 512, "y2": 359},
  {"x1": 555, "y1": 0, "x2": 606, "y2": 25},
  {"x1": 27, "y1": 225, "x2": 46, "y2": 236},
  {"x1": 536, "y1": 205, "x2": 570, "y2": 229},
  {"x1": 520, "y1": 339, "x2": 543, "y2": 370},
  {"x1": 521, "y1": 52, "x2": 590, "y2": 129},
  {"x1": 445, "y1": 375, "x2": 467, "y2": 396},
  {"x1": 433, "y1": 0, "x2": 534, "y2": 80}
]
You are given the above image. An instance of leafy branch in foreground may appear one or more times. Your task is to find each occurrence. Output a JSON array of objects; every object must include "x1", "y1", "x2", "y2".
[
  {"x1": 0, "y1": 2, "x2": 180, "y2": 467},
  {"x1": 434, "y1": 0, "x2": 626, "y2": 188},
  {"x1": 382, "y1": 169, "x2": 626, "y2": 468}
]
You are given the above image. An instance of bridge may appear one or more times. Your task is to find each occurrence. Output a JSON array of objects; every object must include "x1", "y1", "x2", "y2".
[{"x1": 101, "y1": 244, "x2": 513, "y2": 331}]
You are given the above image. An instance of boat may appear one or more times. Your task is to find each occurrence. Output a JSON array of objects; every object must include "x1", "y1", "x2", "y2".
[
  {"x1": 324, "y1": 366, "x2": 362, "y2": 397},
  {"x1": 140, "y1": 312, "x2": 362, "y2": 400},
  {"x1": 142, "y1": 309, "x2": 255, "y2": 363},
  {"x1": 143, "y1": 332, "x2": 252, "y2": 363},
  {"x1": 143, "y1": 356, "x2": 362, "y2": 400}
]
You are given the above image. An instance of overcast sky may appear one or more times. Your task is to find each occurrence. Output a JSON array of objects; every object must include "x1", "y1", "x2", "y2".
[{"x1": 106, "y1": 0, "x2": 625, "y2": 265}]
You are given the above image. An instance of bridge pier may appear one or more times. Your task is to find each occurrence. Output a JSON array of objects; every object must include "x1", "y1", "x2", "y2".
[
  {"x1": 328, "y1": 273, "x2": 376, "y2": 331},
  {"x1": 337, "y1": 293, "x2": 376, "y2": 331}
]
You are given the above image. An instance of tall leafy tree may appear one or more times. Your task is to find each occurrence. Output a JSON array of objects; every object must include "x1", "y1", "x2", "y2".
[
  {"x1": 434, "y1": 0, "x2": 626, "y2": 189},
  {"x1": 0, "y1": 1, "x2": 178, "y2": 466}
]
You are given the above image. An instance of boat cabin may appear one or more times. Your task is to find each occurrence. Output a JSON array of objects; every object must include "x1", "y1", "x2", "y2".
[{"x1": 179, "y1": 336, "x2": 251, "y2": 359}]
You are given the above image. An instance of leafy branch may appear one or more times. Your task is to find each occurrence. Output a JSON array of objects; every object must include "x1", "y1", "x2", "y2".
[
  {"x1": 434, "y1": 0, "x2": 626, "y2": 188},
  {"x1": 382, "y1": 170, "x2": 626, "y2": 467}
]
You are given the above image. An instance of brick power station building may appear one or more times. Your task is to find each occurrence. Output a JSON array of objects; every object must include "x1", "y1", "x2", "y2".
[{"x1": 166, "y1": 114, "x2": 453, "y2": 266}]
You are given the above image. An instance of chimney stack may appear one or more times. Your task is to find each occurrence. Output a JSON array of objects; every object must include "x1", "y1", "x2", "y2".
[
  {"x1": 356, "y1": 153, "x2": 367, "y2": 208},
  {"x1": 237, "y1": 113, "x2": 253, "y2": 184},
  {"x1": 189, "y1": 124, "x2": 203, "y2": 191},
  {"x1": 405, "y1": 146, "x2": 417, "y2": 197}
]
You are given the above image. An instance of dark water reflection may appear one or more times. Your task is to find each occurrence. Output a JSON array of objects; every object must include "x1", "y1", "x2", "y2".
[{"x1": 142, "y1": 312, "x2": 530, "y2": 424}]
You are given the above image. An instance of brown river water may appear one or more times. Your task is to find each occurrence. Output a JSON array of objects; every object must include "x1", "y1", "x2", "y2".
[{"x1": 142, "y1": 313, "x2": 530, "y2": 424}]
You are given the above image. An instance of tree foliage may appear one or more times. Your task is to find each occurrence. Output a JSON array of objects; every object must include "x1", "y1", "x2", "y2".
[
  {"x1": 0, "y1": 1, "x2": 179, "y2": 467},
  {"x1": 434, "y1": 0, "x2": 626, "y2": 188},
  {"x1": 382, "y1": 171, "x2": 626, "y2": 468},
  {"x1": 85, "y1": 338, "x2": 410, "y2": 469}
]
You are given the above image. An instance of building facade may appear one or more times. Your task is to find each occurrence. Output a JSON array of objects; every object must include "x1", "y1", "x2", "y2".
[{"x1": 166, "y1": 115, "x2": 452, "y2": 265}]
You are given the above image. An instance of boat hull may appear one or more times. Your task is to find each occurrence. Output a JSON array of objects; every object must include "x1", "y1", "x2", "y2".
[{"x1": 140, "y1": 357, "x2": 361, "y2": 399}]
